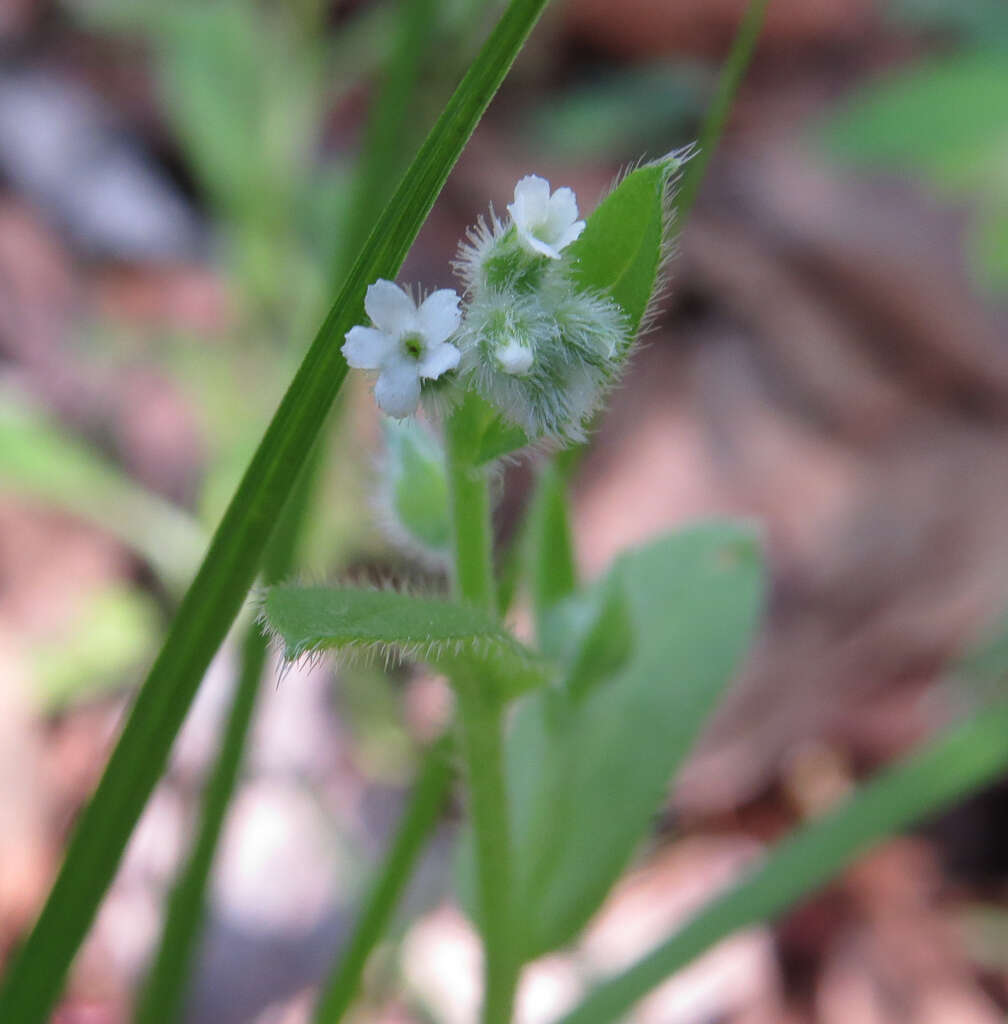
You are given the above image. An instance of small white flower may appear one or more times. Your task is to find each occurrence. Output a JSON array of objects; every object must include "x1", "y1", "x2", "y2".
[
  {"x1": 495, "y1": 338, "x2": 534, "y2": 375},
  {"x1": 343, "y1": 279, "x2": 461, "y2": 417},
  {"x1": 507, "y1": 175, "x2": 585, "y2": 260}
]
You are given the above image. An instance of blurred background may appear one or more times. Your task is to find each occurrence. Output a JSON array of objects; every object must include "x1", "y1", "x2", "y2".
[{"x1": 2, "y1": 0, "x2": 1008, "y2": 1021}]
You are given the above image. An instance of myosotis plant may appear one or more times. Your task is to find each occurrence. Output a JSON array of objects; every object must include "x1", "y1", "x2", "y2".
[{"x1": 5, "y1": 1, "x2": 1008, "y2": 1022}]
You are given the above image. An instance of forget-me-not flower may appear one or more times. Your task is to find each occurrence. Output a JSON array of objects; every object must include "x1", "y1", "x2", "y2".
[
  {"x1": 343, "y1": 279, "x2": 461, "y2": 417},
  {"x1": 506, "y1": 175, "x2": 585, "y2": 260}
]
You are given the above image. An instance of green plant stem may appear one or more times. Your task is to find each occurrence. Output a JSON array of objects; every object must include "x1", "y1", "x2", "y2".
[
  {"x1": 446, "y1": 402, "x2": 518, "y2": 1024},
  {"x1": 676, "y1": 0, "x2": 769, "y2": 224},
  {"x1": 526, "y1": 461, "x2": 577, "y2": 647},
  {"x1": 558, "y1": 701, "x2": 1008, "y2": 1024},
  {"x1": 0, "y1": 2, "x2": 549, "y2": 1018},
  {"x1": 134, "y1": 624, "x2": 267, "y2": 1023},
  {"x1": 455, "y1": 679, "x2": 518, "y2": 1024},
  {"x1": 133, "y1": 448, "x2": 320, "y2": 1024},
  {"x1": 446, "y1": 399, "x2": 497, "y2": 617},
  {"x1": 313, "y1": 732, "x2": 454, "y2": 1022}
]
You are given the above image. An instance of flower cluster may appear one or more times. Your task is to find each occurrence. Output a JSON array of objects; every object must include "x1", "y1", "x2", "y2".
[{"x1": 342, "y1": 174, "x2": 631, "y2": 442}]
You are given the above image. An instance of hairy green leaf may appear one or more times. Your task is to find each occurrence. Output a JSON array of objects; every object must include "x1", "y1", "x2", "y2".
[
  {"x1": 507, "y1": 522, "x2": 763, "y2": 958},
  {"x1": 263, "y1": 583, "x2": 550, "y2": 701},
  {"x1": 569, "y1": 156, "x2": 682, "y2": 334}
]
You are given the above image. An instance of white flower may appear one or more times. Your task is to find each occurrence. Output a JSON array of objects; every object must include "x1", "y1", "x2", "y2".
[
  {"x1": 343, "y1": 279, "x2": 461, "y2": 417},
  {"x1": 506, "y1": 175, "x2": 585, "y2": 260},
  {"x1": 495, "y1": 338, "x2": 534, "y2": 375}
]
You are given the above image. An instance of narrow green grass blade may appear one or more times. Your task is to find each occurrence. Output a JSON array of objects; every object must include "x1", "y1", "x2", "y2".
[
  {"x1": 313, "y1": 732, "x2": 454, "y2": 1023},
  {"x1": 0, "y1": 2, "x2": 549, "y2": 1017},
  {"x1": 133, "y1": 449, "x2": 317, "y2": 1024},
  {"x1": 675, "y1": 0, "x2": 769, "y2": 224},
  {"x1": 136, "y1": 1, "x2": 445, "y2": 1015},
  {"x1": 559, "y1": 702, "x2": 1008, "y2": 1024}
]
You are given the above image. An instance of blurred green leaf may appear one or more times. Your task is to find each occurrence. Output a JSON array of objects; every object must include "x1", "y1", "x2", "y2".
[
  {"x1": 504, "y1": 522, "x2": 764, "y2": 959},
  {"x1": 263, "y1": 583, "x2": 550, "y2": 701},
  {"x1": 822, "y1": 55, "x2": 1008, "y2": 189},
  {"x1": 821, "y1": 54, "x2": 1008, "y2": 291},
  {"x1": 560, "y1": 699, "x2": 1008, "y2": 1024},
  {"x1": 0, "y1": 397, "x2": 205, "y2": 594},
  {"x1": 524, "y1": 63, "x2": 709, "y2": 161},
  {"x1": 887, "y1": 0, "x2": 1008, "y2": 47},
  {"x1": 32, "y1": 585, "x2": 161, "y2": 709},
  {"x1": 971, "y1": 210, "x2": 1008, "y2": 292}
]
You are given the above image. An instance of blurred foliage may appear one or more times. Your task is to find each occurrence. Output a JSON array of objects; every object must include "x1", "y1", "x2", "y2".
[
  {"x1": 821, "y1": 48, "x2": 1008, "y2": 292},
  {"x1": 523, "y1": 62, "x2": 709, "y2": 161},
  {"x1": 32, "y1": 585, "x2": 162, "y2": 710},
  {"x1": 70, "y1": 0, "x2": 345, "y2": 326},
  {"x1": 0, "y1": 393, "x2": 205, "y2": 594},
  {"x1": 888, "y1": 0, "x2": 1008, "y2": 46}
]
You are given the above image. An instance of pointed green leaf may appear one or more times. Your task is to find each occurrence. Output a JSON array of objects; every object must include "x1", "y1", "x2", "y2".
[
  {"x1": 568, "y1": 155, "x2": 682, "y2": 334},
  {"x1": 507, "y1": 522, "x2": 763, "y2": 958},
  {"x1": 263, "y1": 583, "x2": 550, "y2": 701}
]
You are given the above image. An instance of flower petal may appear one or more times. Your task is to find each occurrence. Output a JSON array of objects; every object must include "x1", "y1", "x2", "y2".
[
  {"x1": 555, "y1": 218, "x2": 586, "y2": 251},
  {"x1": 521, "y1": 233, "x2": 562, "y2": 259},
  {"x1": 417, "y1": 289, "x2": 461, "y2": 345},
  {"x1": 417, "y1": 341, "x2": 460, "y2": 380},
  {"x1": 364, "y1": 279, "x2": 416, "y2": 334},
  {"x1": 507, "y1": 174, "x2": 551, "y2": 229},
  {"x1": 546, "y1": 187, "x2": 579, "y2": 236},
  {"x1": 374, "y1": 360, "x2": 422, "y2": 418},
  {"x1": 343, "y1": 325, "x2": 393, "y2": 369}
]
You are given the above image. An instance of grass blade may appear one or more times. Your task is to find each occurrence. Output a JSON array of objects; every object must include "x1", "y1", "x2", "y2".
[
  {"x1": 313, "y1": 733, "x2": 454, "y2": 1023},
  {"x1": 136, "y1": 0, "x2": 446, "y2": 1014},
  {"x1": 0, "y1": 2, "x2": 550, "y2": 1017},
  {"x1": 675, "y1": 0, "x2": 769, "y2": 224},
  {"x1": 133, "y1": 451, "x2": 317, "y2": 1024},
  {"x1": 558, "y1": 702, "x2": 1008, "y2": 1024}
]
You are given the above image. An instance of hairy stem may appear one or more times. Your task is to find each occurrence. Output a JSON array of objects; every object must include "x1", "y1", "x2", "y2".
[
  {"x1": 313, "y1": 733, "x2": 454, "y2": 1023},
  {"x1": 446, "y1": 401, "x2": 519, "y2": 1024},
  {"x1": 446, "y1": 397, "x2": 497, "y2": 617}
]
